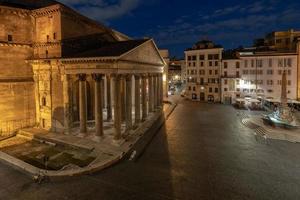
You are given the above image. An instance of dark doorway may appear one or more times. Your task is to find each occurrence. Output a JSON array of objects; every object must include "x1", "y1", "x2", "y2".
[{"x1": 200, "y1": 92, "x2": 205, "y2": 101}]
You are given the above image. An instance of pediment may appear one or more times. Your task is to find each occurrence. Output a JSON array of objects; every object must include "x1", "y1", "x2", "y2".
[{"x1": 119, "y1": 40, "x2": 165, "y2": 66}]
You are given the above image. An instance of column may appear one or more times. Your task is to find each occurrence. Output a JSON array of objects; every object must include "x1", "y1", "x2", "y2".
[
  {"x1": 93, "y1": 74, "x2": 104, "y2": 141},
  {"x1": 159, "y1": 74, "x2": 164, "y2": 107},
  {"x1": 142, "y1": 75, "x2": 148, "y2": 121},
  {"x1": 62, "y1": 74, "x2": 71, "y2": 134},
  {"x1": 121, "y1": 76, "x2": 126, "y2": 122},
  {"x1": 148, "y1": 74, "x2": 154, "y2": 112},
  {"x1": 78, "y1": 74, "x2": 87, "y2": 136},
  {"x1": 113, "y1": 75, "x2": 122, "y2": 140},
  {"x1": 33, "y1": 74, "x2": 40, "y2": 127},
  {"x1": 125, "y1": 75, "x2": 133, "y2": 131},
  {"x1": 134, "y1": 75, "x2": 141, "y2": 126},
  {"x1": 154, "y1": 75, "x2": 159, "y2": 109},
  {"x1": 106, "y1": 74, "x2": 112, "y2": 121}
]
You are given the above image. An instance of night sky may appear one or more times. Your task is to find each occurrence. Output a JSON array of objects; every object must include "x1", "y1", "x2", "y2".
[{"x1": 60, "y1": 0, "x2": 300, "y2": 58}]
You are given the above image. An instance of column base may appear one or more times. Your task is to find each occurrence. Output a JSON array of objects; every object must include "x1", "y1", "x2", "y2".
[
  {"x1": 77, "y1": 132, "x2": 86, "y2": 138},
  {"x1": 92, "y1": 135, "x2": 103, "y2": 142}
]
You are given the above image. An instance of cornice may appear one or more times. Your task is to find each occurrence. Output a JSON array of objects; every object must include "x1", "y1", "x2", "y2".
[
  {"x1": 32, "y1": 42, "x2": 61, "y2": 48},
  {"x1": 0, "y1": 6, "x2": 31, "y2": 17},
  {"x1": 31, "y1": 4, "x2": 61, "y2": 17},
  {"x1": 0, "y1": 42, "x2": 32, "y2": 48}
]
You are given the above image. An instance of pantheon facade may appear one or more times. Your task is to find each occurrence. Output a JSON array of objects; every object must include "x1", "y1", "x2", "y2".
[{"x1": 0, "y1": 0, "x2": 165, "y2": 139}]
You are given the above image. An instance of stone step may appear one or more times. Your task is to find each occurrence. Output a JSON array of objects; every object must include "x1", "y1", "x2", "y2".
[{"x1": 17, "y1": 130, "x2": 34, "y2": 140}]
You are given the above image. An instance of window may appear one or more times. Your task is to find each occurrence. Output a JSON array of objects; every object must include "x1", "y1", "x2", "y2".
[
  {"x1": 236, "y1": 71, "x2": 240, "y2": 77},
  {"x1": 236, "y1": 62, "x2": 240, "y2": 68},
  {"x1": 224, "y1": 71, "x2": 227, "y2": 77},
  {"x1": 192, "y1": 56, "x2": 197, "y2": 61},
  {"x1": 224, "y1": 80, "x2": 228, "y2": 85},
  {"x1": 267, "y1": 89, "x2": 273, "y2": 93},
  {"x1": 269, "y1": 59, "x2": 272, "y2": 67},
  {"x1": 46, "y1": 50, "x2": 49, "y2": 58},
  {"x1": 277, "y1": 80, "x2": 282, "y2": 85},
  {"x1": 285, "y1": 38, "x2": 290, "y2": 45},
  {"x1": 287, "y1": 58, "x2": 292, "y2": 67},
  {"x1": 193, "y1": 87, "x2": 196, "y2": 91},
  {"x1": 276, "y1": 39, "x2": 282, "y2": 43},
  {"x1": 188, "y1": 86, "x2": 191, "y2": 91},
  {"x1": 188, "y1": 56, "x2": 191, "y2": 61},
  {"x1": 199, "y1": 55, "x2": 205, "y2": 60},
  {"x1": 287, "y1": 70, "x2": 291, "y2": 75},
  {"x1": 200, "y1": 78, "x2": 204, "y2": 85},
  {"x1": 208, "y1": 54, "x2": 213, "y2": 60},
  {"x1": 244, "y1": 60, "x2": 248, "y2": 68},
  {"x1": 251, "y1": 60, "x2": 254, "y2": 68},
  {"x1": 7, "y1": 35, "x2": 12, "y2": 42},
  {"x1": 47, "y1": 35, "x2": 50, "y2": 42},
  {"x1": 209, "y1": 70, "x2": 212, "y2": 75},
  {"x1": 267, "y1": 80, "x2": 273, "y2": 85},
  {"x1": 224, "y1": 62, "x2": 228, "y2": 69},
  {"x1": 257, "y1": 60, "x2": 263, "y2": 68},
  {"x1": 243, "y1": 70, "x2": 248, "y2": 75},
  {"x1": 278, "y1": 59, "x2": 283, "y2": 67},
  {"x1": 214, "y1": 54, "x2": 219, "y2": 60},
  {"x1": 200, "y1": 62, "x2": 204, "y2": 67},
  {"x1": 215, "y1": 61, "x2": 218, "y2": 66},
  {"x1": 209, "y1": 87, "x2": 212, "y2": 92},
  {"x1": 215, "y1": 88, "x2": 219, "y2": 93},
  {"x1": 267, "y1": 69, "x2": 273, "y2": 75},
  {"x1": 224, "y1": 88, "x2": 228, "y2": 92},
  {"x1": 288, "y1": 80, "x2": 291, "y2": 86},
  {"x1": 209, "y1": 61, "x2": 213, "y2": 67},
  {"x1": 53, "y1": 32, "x2": 57, "y2": 40},
  {"x1": 236, "y1": 80, "x2": 240, "y2": 85},
  {"x1": 215, "y1": 70, "x2": 218, "y2": 75},
  {"x1": 278, "y1": 70, "x2": 282, "y2": 75},
  {"x1": 42, "y1": 97, "x2": 47, "y2": 106}
]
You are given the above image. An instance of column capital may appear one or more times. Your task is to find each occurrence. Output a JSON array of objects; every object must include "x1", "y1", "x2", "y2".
[
  {"x1": 125, "y1": 74, "x2": 132, "y2": 81},
  {"x1": 134, "y1": 74, "x2": 141, "y2": 78},
  {"x1": 92, "y1": 74, "x2": 103, "y2": 82},
  {"x1": 78, "y1": 74, "x2": 87, "y2": 81}
]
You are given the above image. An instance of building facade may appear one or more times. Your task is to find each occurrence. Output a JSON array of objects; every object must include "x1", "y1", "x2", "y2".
[
  {"x1": 221, "y1": 50, "x2": 299, "y2": 104},
  {"x1": 185, "y1": 40, "x2": 223, "y2": 102},
  {"x1": 0, "y1": 0, "x2": 165, "y2": 138}
]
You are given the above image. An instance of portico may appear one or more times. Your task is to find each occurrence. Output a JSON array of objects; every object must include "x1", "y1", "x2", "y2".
[{"x1": 29, "y1": 39, "x2": 165, "y2": 141}]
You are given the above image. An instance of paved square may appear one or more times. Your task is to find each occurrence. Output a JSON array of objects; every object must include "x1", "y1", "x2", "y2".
[{"x1": 0, "y1": 96, "x2": 300, "y2": 200}]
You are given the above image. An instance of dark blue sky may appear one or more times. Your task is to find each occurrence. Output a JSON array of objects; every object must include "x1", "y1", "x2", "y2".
[{"x1": 61, "y1": 0, "x2": 300, "y2": 58}]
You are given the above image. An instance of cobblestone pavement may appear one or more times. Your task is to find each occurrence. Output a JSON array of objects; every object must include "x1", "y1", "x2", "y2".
[{"x1": 1, "y1": 95, "x2": 300, "y2": 200}]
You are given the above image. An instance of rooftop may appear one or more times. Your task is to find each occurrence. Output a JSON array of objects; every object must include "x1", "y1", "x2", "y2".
[
  {"x1": 64, "y1": 39, "x2": 149, "y2": 58},
  {"x1": 0, "y1": 0, "x2": 59, "y2": 10},
  {"x1": 186, "y1": 40, "x2": 222, "y2": 51}
]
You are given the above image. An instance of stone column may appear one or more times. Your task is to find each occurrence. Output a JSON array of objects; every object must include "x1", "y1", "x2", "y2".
[
  {"x1": 154, "y1": 75, "x2": 158, "y2": 109},
  {"x1": 106, "y1": 74, "x2": 112, "y2": 121},
  {"x1": 33, "y1": 74, "x2": 40, "y2": 127},
  {"x1": 142, "y1": 75, "x2": 148, "y2": 121},
  {"x1": 93, "y1": 74, "x2": 104, "y2": 141},
  {"x1": 148, "y1": 74, "x2": 154, "y2": 112},
  {"x1": 113, "y1": 75, "x2": 122, "y2": 140},
  {"x1": 134, "y1": 75, "x2": 141, "y2": 126},
  {"x1": 121, "y1": 76, "x2": 126, "y2": 122},
  {"x1": 78, "y1": 74, "x2": 87, "y2": 136},
  {"x1": 62, "y1": 74, "x2": 71, "y2": 134},
  {"x1": 125, "y1": 75, "x2": 133, "y2": 131},
  {"x1": 159, "y1": 74, "x2": 164, "y2": 107}
]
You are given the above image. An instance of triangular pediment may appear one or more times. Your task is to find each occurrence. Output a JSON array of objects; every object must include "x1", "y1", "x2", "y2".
[{"x1": 119, "y1": 40, "x2": 165, "y2": 66}]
